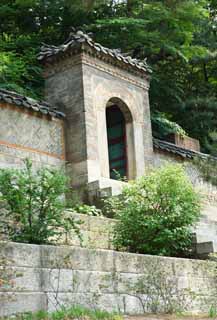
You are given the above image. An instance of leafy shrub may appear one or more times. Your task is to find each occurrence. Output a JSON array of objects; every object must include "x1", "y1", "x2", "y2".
[
  {"x1": 71, "y1": 204, "x2": 102, "y2": 216},
  {"x1": 107, "y1": 164, "x2": 201, "y2": 257},
  {"x1": 151, "y1": 111, "x2": 186, "y2": 139},
  {"x1": 0, "y1": 159, "x2": 79, "y2": 245}
]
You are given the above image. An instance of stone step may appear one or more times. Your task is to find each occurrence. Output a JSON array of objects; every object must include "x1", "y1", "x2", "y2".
[
  {"x1": 193, "y1": 217, "x2": 217, "y2": 245},
  {"x1": 87, "y1": 178, "x2": 127, "y2": 204},
  {"x1": 195, "y1": 241, "x2": 216, "y2": 255}
]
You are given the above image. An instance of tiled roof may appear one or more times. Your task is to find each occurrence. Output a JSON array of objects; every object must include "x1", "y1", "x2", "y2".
[
  {"x1": 153, "y1": 138, "x2": 208, "y2": 159},
  {"x1": 38, "y1": 30, "x2": 151, "y2": 74},
  {"x1": 0, "y1": 89, "x2": 65, "y2": 119}
]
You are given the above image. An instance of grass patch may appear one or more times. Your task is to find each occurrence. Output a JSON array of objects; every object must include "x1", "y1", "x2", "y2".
[{"x1": 1, "y1": 306, "x2": 122, "y2": 320}]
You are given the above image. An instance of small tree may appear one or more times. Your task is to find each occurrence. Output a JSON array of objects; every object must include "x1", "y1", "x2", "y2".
[
  {"x1": 0, "y1": 159, "x2": 79, "y2": 244},
  {"x1": 107, "y1": 164, "x2": 201, "y2": 257}
]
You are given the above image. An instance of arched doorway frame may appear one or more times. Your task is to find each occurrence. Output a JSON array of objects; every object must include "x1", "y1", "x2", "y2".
[
  {"x1": 106, "y1": 98, "x2": 135, "y2": 180},
  {"x1": 94, "y1": 83, "x2": 146, "y2": 181}
]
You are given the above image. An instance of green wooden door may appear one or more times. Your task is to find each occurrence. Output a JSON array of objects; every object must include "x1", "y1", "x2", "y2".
[{"x1": 106, "y1": 106, "x2": 127, "y2": 180}]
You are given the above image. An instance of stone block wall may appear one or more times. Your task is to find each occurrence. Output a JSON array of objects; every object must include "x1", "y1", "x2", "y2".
[
  {"x1": 59, "y1": 212, "x2": 116, "y2": 250},
  {"x1": 0, "y1": 103, "x2": 65, "y2": 169},
  {"x1": 1, "y1": 242, "x2": 217, "y2": 317}
]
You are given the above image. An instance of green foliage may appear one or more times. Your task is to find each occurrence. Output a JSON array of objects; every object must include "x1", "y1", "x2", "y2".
[
  {"x1": 151, "y1": 111, "x2": 186, "y2": 139},
  {"x1": 1, "y1": 305, "x2": 121, "y2": 320},
  {"x1": 0, "y1": 0, "x2": 217, "y2": 151},
  {"x1": 107, "y1": 164, "x2": 201, "y2": 257},
  {"x1": 178, "y1": 97, "x2": 217, "y2": 154},
  {"x1": 71, "y1": 204, "x2": 102, "y2": 217},
  {"x1": 0, "y1": 34, "x2": 43, "y2": 98},
  {"x1": 209, "y1": 305, "x2": 217, "y2": 318},
  {"x1": 127, "y1": 258, "x2": 196, "y2": 314},
  {"x1": 194, "y1": 156, "x2": 217, "y2": 187},
  {"x1": 0, "y1": 159, "x2": 79, "y2": 245}
]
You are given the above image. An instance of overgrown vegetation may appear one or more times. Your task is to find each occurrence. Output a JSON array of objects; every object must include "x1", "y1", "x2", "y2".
[
  {"x1": 126, "y1": 258, "x2": 196, "y2": 314},
  {"x1": 0, "y1": 1, "x2": 217, "y2": 152},
  {"x1": 107, "y1": 164, "x2": 201, "y2": 257},
  {"x1": 0, "y1": 306, "x2": 122, "y2": 320},
  {"x1": 194, "y1": 154, "x2": 217, "y2": 188},
  {"x1": 209, "y1": 305, "x2": 217, "y2": 318},
  {"x1": 70, "y1": 204, "x2": 102, "y2": 216},
  {"x1": 0, "y1": 159, "x2": 80, "y2": 244}
]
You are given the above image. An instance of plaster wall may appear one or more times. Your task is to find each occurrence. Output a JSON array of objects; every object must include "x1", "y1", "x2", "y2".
[{"x1": 0, "y1": 103, "x2": 65, "y2": 169}]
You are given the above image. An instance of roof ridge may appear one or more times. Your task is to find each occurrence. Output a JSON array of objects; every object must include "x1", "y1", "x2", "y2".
[
  {"x1": 0, "y1": 88, "x2": 65, "y2": 118},
  {"x1": 38, "y1": 30, "x2": 151, "y2": 74},
  {"x1": 153, "y1": 138, "x2": 209, "y2": 159}
]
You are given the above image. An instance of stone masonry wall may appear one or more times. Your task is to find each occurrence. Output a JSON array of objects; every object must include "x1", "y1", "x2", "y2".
[
  {"x1": 1, "y1": 242, "x2": 217, "y2": 317},
  {"x1": 0, "y1": 103, "x2": 65, "y2": 169},
  {"x1": 59, "y1": 212, "x2": 116, "y2": 250}
]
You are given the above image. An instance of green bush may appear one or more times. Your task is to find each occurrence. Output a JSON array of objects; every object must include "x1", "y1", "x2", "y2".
[
  {"x1": 107, "y1": 164, "x2": 201, "y2": 257},
  {"x1": 0, "y1": 159, "x2": 79, "y2": 245},
  {"x1": 72, "y1": 204, "x2": 102, "y2": 216}
]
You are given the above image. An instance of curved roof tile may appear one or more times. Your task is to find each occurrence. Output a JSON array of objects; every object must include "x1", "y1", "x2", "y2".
[
  {"x1": 153, "y1": 138, "x2": 208, "y2": 160},
  {"x1": 38, "y1": 30, "x2": 151, "y2": 74},
  {"x1": 0, "y1": 89, "x2": 65, "y2": 119}
]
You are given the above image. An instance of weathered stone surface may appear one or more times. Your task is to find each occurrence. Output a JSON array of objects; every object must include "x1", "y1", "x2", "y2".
[
  {"x1": 0, "y1": 293, "x2": 47, "y2": 317},
  {"x1": 0, "y1": 242, "x2": 41, "y2": 267},
  {"x1": 1, "y1": 242, "x2": 217, "y2": 316},
  {"x1": 51, "y1": 212, "x2": 115, "y2": 250}
]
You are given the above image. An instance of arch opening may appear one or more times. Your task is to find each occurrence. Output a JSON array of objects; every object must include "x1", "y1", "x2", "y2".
[{"x1": 106, "y1": 105, "x2": 127, "y2": 180}]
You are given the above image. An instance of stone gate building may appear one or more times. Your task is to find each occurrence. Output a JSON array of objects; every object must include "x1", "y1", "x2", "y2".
[
  {"x1": 0, "y1": 31, "x2": 202, "y2": 195},
  {"x1": 2, "y1": 31, "x2": 217, "y2": 316},
  {"x1": 0, "y1": 30, "x2": 217, "y2": 254}
]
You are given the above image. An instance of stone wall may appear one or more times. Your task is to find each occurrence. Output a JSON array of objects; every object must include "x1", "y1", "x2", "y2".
[
  {"x1": 1, "y1": 242, "x2": 217, "y2": 317},
  {"x1": 58, "y1": 209, "x2": 217, "y2": 256},
  {"x1": 59, "y1": 212, "x2": 116, "y2": 250},
  {"x1": 0, "y1": 103, "x2": 65, "y2": 169}
]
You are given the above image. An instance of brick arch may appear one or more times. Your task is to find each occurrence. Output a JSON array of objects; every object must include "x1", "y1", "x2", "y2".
[
  {"x1": 93, "y1": 86, "x2": 137, "y2": 180},
  {"x1": 106, "y1": 97, "x2": 133, "y2": 123},
  {"x1": 93, "y1": 83, "x2": 141, "y2": 122}
]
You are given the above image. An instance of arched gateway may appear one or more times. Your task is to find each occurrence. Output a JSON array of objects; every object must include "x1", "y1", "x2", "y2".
[
  {"x1": 105, "y1": 97, "x2": 134, "y2": 181},
  {"x1": 106, "y1": 105, "x2": 127, "y2": 180},
  {"x1": 41, "y1": 30, "x2": 153, "y2": 201}
]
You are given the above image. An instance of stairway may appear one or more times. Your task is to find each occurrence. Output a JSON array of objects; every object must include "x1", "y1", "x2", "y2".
[
  {"x1": 194, "y1": 203, "x2": 217, "y2": 257},
  {"x1": 87, "y1": 178, "x2": 127, "y2": 204}
]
